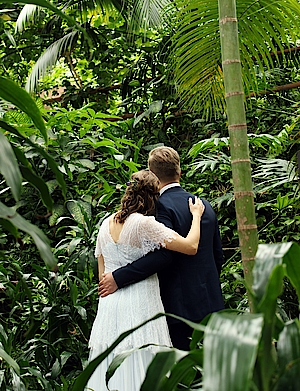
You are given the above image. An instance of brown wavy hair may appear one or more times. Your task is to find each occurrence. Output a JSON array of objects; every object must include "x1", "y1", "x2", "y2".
[{"x1": 114, "y1": 170, "x2": 160, "y2": 224}]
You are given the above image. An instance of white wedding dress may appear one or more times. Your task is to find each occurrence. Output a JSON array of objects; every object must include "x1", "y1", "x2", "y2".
[{"x1": 86, "y1": 213, "x2": 175, "y2": 391}]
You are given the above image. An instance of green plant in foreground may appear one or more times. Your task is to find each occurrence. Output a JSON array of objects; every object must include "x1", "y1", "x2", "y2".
[{"x1": 71, "y1": 242, "x2": 300, "y2": 391}]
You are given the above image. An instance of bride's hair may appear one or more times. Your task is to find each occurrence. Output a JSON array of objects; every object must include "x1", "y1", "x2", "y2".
[{"x1": 114, "y1": 170, "x2": 160, "y2": 223}]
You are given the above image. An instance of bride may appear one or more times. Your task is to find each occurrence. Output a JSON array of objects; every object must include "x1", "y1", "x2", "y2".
[{"x1": 86, "y1": 169, "x2": 204, "y2": 391}]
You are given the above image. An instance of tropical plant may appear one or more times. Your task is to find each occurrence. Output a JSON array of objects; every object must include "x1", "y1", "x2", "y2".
[
  {"x1": 0, "y1": 76, "x2": 66, "y2": 269},
  {"x1": 70, "y1": 242, "x2": 300, "y2": 391},
  {"x1": 172, "y1": 0, "x2": 300, "y2": 118}
]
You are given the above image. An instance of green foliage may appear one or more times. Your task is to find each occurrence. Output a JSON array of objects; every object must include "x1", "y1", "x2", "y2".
[
  {"x1": 0, "y1": 1, "x2": 300, "y2": 389},
  {"x1": 73, "y1": 243, "x2": 300, "y2": 391}
]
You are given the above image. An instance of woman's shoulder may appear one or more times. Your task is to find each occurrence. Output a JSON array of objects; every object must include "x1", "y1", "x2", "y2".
[{"x1": 130, "y1": 213, "x2": 155, "y2": 222}]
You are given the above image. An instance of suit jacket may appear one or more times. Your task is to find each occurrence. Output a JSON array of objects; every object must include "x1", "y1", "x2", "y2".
[{"x1": 113, "y1": 186, "x2": 224, "y2": 324}]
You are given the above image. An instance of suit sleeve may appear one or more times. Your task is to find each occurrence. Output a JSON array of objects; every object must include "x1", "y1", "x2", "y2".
[
  {"x1": 213, "y1": 217, "x2": 224, "y2": 275},
  {"x1": 113, "y1": 248, "x2": 172, "y2": 288}
]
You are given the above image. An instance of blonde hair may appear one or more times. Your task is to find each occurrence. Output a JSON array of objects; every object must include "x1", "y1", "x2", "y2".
[
  {"x1": 148, "y1": 146, "x2": 181, "y2": 182},
  {"x1": 114, "y1": 170, "x2": 160, "y2": 224}
]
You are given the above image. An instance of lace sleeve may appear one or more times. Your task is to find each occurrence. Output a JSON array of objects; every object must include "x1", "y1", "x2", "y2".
[
  {"x1": 94, "y1": 229, "x2": 102, "y2": 257},
  {"x1": 138, "y1": 216, "x2": 177, "y2": 256}
]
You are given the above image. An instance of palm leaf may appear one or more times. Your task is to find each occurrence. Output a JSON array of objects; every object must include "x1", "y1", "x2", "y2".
[
  {"x1": 128, "y1": 0, "x2": 173, "y2": 31},
  {"x1": 15, "y1": 4, "x2": 41, "y2": 33},
  {"x1": 25, "y1": 30, "x2": 79, "y2": 92},
  {"x1": 253, "y1": 158, "x2": 298, "y2": 193},
  {"x1": 172, "y1": 0, "x2": 300, "y2": 117}
]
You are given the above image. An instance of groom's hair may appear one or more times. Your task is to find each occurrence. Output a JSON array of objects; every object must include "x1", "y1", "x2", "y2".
[{"x1": 148, "y1": 146, "x2": 181, "y2": 182}]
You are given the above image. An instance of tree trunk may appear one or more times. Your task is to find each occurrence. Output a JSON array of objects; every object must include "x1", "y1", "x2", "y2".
[{"x1": 218, "y1": 0, "x2": 258, "y2": 305}]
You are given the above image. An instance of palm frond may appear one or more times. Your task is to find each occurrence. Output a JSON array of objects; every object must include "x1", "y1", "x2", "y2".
[
  {"x1": 15, "y1": 4, "x2": 40, "y2": 33},
  {"x1": 25, "y1": 30, "x2": 79, "y2": 92},
  {"x1": 125, "y1": 0, "x2": 173, "y2": 32},
  {"x1": 172, "y1": 0, "x2": 300, "y2": 117},
  {"x1": 253, "y1": 158, "x2": 298, "y2": 193}
]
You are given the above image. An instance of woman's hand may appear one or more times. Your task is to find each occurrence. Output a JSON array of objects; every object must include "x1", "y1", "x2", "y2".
[{"x1": 189, "y1": 196, "x2": 205, "y2": 217}]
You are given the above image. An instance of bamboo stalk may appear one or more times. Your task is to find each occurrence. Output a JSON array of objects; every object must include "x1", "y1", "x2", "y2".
[{"x1": 218, "y1": 0, "x2": 258, "y2": 302}]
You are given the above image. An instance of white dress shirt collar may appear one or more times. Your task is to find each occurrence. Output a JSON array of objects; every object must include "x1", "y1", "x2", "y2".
[{"x1": 159, "y1": 182, "x2": 180, "y2": 195}]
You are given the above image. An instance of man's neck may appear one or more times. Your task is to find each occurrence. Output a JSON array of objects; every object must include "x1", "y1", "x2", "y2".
[
  {"x1": 160, "y1": 180, "x2": 179, "y2": 189},
  {"x1": 159, "y1": 182, "x2": 180, "y2": 195}
]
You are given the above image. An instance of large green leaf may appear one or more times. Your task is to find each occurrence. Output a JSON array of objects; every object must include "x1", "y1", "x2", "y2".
[
  {"x1": 141, "y1": 349, "x2": 187, "y2": 391},
  {"x1": 20, "y1": 166, "x2": 54, "y2": 210},
  {"x1": 0, "y1": 202, "x2": 56, "y2": 269},
  {"x1": 277, "y1": 320, "x2": 300, "y2": 390},
  {"x1": 0, "y1": 130, "x2": 22, "y2": 201},
  {"x1": 0, "y1": 347, "x2": 20, "y2": 375},
  {"x1": 142, "y1": 348, "x2": 203, "y2": 391},
  {"x1": 0, "y1": 77, "x2": 46, "y2": 141},
  {"x1": 71, "y1": 313, "x2": 166, "y2": 390},
  {"x1": 0, "y1": 121, "x2": 66, "y2": 198},
  {"x1": 253, "y1": 242, "x2": 300, "y2": 304},
  {"x1": 71, "y1": 313, "x2": 205, "y2": 390},
  {"x1": 202, "y1": 312, "x2": 263, "y2": 391},
  {"x1": 106, "y1": 344, "x2": 183, "y2": 389},
  {"x1": 12, "y1": 144, "x2": 53, "y2": 209}
]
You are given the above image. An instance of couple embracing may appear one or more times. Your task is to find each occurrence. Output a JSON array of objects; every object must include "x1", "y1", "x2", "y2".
[{"x1": 86, "y1": 146, "x2": 224, "y2": 391}]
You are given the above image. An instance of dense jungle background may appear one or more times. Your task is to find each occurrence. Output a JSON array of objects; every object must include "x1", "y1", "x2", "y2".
[{"x1": 0, "y1": 0, "x2": 300, "y2": 390}]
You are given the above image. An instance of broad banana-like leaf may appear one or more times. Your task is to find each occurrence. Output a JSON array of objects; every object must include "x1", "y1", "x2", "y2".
[
  {"x1": 0, "y1": 202, "x2": 56, "y2": 269},
  {"x1": 0, "y1": 130, "x2": 22, "y2": 202},
  {"x1": 253, "y1": 242, "x2": 300, "y2": 304},
  {"x1": 202, "y1": 312, "x2": 263, "y2": 391},
  {"x1": 277, "y1": 319, "x2": 300, "y2": 390},
  {"x1": 0, "y1": 77, "x2": 46, "y2": 141}
]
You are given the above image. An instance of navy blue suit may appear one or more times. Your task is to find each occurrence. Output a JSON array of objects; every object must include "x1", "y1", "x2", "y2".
[{"x1": 113, "y1": 186, "x2": 224, "y2": 349}]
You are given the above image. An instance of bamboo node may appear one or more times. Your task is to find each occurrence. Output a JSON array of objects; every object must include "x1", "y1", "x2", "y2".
[
  {"x1": 242, "y1": 257, "x2": 255, "y2": 262},
  {"x1": 228, "y1": 123, "x2": 247, "y2": 130},
  {"x1": 238, "y1": 224, "x2": 257, "y2": 230},
  {"x1": 225, "y1": 91, "x2": 244, "y2": 98},
  {"x1": 231, "y1": 158, "x2": 251, "y2": 164},
  {"x1": 222, "y1": 59, "x2": 240, "y2": 65},
  {"x1": 234, "y1": 191, "x2": 254, "y2": 198},
  {"x1": 219, "y1": 17, "x2": 238, "y2": 25}
]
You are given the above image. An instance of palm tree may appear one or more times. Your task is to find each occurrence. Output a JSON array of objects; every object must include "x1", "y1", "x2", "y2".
[{"x1": 171, "y1": 0, "x2": 300, "y2": 291}]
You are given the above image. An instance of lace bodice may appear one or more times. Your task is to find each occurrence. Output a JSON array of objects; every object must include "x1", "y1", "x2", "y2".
[
  {"x1": 95, "y1": 213, "x2": 176, "y2": 272},
  {"x1": 89, "y1": 213, "x2": 173, "y2": 358}
]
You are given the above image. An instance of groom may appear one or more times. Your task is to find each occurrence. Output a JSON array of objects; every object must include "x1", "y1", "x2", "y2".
[{"x1": 99, "y1": 146, "x2": 224, "y2": 350}]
